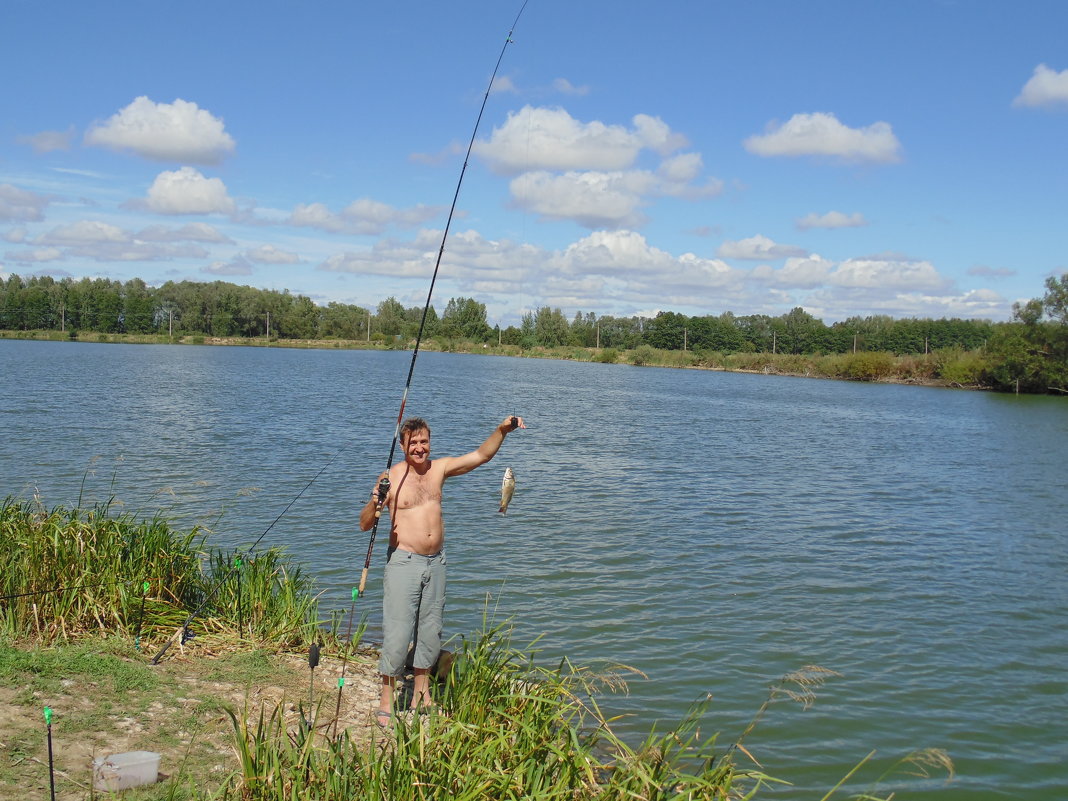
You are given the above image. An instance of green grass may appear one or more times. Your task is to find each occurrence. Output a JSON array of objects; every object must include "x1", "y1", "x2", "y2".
[
  {"x1": 0, "y1": 498, "x2": 328, "y2": 652},
  {"x1": 210, "y1": 621, "x2": 951, "y2": 800}
]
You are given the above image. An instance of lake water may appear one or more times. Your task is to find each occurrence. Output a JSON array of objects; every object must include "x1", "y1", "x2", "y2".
[{"x1": 2, "y1": 339, "x2": 1065, "y2": 799}]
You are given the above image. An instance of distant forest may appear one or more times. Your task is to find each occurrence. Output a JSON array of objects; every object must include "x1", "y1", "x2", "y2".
[{"x1": 2, "y1": 273, "x2": 1066, "y2": 394}]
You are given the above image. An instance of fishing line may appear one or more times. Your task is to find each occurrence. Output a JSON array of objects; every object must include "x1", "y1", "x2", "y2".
[
  {"x1": 150, "y1": 450, "x2": 343, "y2": 664},
  {"x1": 0, "y1": 577, "x2": 160, "y2": 603},
  {"x1": 333, "y1": 0, "x2": 532, "y2": 726}
]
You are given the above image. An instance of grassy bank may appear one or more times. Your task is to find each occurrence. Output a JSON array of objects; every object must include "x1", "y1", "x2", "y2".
[
  {"x1": 0, "y1": 502, "x2": 952, "y2": 799},
  {"x1": 1, "y1": 327, "x2": 989, "y2": 389}
]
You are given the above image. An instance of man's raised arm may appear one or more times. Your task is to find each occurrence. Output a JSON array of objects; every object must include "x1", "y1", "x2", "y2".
[{"x1": 443, "y1": 416, "x2": 526, "y2": 478}]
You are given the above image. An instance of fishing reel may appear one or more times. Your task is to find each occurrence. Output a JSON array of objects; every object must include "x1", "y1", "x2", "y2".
[{"x1": 375, "y1": 476, "x2": 391, "y2": 504}]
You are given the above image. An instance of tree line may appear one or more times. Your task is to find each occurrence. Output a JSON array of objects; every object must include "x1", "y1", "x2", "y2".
[{"x1": 2, "y1": 272, "x2": 1065, "y2": 393}]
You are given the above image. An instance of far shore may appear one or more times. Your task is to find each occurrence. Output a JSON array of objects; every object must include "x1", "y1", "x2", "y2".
[{"x1": 0, "y1": 328, "x2": 992, "y2": 391}]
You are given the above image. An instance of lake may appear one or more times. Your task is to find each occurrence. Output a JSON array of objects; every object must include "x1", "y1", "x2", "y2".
[{"x1": 2, "y1": 338, "x2": 1065, "y2": 799}]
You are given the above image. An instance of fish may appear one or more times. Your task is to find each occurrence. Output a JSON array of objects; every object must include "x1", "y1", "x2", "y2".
[{"x1": 498, "y1": 467, "x2": 516, "y2": 514}]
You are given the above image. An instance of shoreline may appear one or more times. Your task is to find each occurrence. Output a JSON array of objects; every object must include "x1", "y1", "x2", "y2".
[{"x1": 0, "y1": 328, "x2": 991, "y2": 392}]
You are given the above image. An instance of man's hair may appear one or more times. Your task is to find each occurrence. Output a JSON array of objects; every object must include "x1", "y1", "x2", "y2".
[{"x1": 400, "y1": 417, "x2": 430, "y2": 444}]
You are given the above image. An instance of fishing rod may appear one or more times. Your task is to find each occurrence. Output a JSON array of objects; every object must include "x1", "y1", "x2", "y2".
[
  {"x1": 356, "y1": 0, "x2": 530, "y2": 600},
  {"x1": 332, "y1": 0, "x2": 532, "y2": 724}
]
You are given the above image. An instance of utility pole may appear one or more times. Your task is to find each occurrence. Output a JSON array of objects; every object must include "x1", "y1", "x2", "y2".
[
  {"x1": 772, "y1": 330, "x2": 776, "y2": 354},
  {"x1": 853, "y1": 334, "x2": 858, "y2": 354},
  {"x1": 596, "y1": 322, "x2": 600, "y2": 349},
  {"x1": 266, "y1": 311, "x2": 270, "y2": 347},
  {"x1": 168, "y1": 309, "x2": 173, "y2": 337},
  {"x1": 366, "y1": 311, "x2": 371, "y2": 342},
  {"x1": 683, "y1": 328, "x2": 688, "y2": 351}
]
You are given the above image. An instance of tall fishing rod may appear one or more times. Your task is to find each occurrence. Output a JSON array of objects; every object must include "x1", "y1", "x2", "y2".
[
  {"x1": 333, "y1": 0, "x2": 531, "y2": 723},
  {"x1": 357, "y1": 0, "x2": 530, "y2": 598}
]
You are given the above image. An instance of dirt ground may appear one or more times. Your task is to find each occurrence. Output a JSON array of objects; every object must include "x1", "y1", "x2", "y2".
[{"x1": 0, "y1": 640, "x2": 388, "y2": 800}]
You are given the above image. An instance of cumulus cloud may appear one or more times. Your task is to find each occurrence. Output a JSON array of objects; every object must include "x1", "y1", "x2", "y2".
[
  {"x1": 510, "y1": 170, "x2": 652, "y2": 229},
  {"x1": 744, "y1": 112, "x2": 902, "y2": 163},
  {"x1": 1013, "y1": 64, "x2": 1068, "y2": 108},
  {"x1": 796, "y1": 210, "x2": 868, "y2": 230},
  {"x1": 142, "y1": 167, "x2": 235, "y2": 215},
  {"x1": 829, "y1": 255, "x2": 947, "y2": 291},
  {"x1": 717, "y1": 234, "x2": 807, "y2": 261},
  {"x1": 18, "y1": 128, "x2": 75, "y2": 154},
  {"x1": 509, "y1": 158, "x2": 719, "y2": 230},
  {"x1": 317, "y1": 227, "x2": 742, "y2": 312},
  {"x1": 475, "y1": 106, "x2": 688, "y2": 174},
  {"x1": 289, "y1": 198, "x2": 443, "y2": 236},
  {"x1": 0, "y1": 184, "x2": 54, "y2": 222},
  {"x1": 774, "y1": 254, "x2": 835, "y2": 288},
  {"x1": 85, "y1": 97, "x2": 236, "y2": 164},
  {"x1": 246, "y1": 244, "x2": 300, "y2": 264}
]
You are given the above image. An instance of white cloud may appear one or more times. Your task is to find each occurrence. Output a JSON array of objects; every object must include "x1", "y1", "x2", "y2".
[
  {"x1": 796, "y1": 211, "x2": 868, "y2": 230},
  {"x1": 475, "y1": 106, "x2": 687, "y2": 174},
  {"x1": 1013, "y1": 64, "x2": 1068, "y2": 108},
  {"x1": 829, "y1": 256, "x2": 947, "y2": 291},
  {"x1": 85, "y1": 97, "x2": 236, "y2": 164},
  {"x1": 0, "y1": 184, "x2": 53, "y2": 222},
  {"x1": 135, "y1": 222, "x2": 233, "y2": 243},
  {"x1": 717, "y1": 234, "x2": 807, "y2": 261},
  {"x1": 32, "y1": 219, "x2": 209, "y2": 262},
  {"x1": 289, "y1": 198, "x2": 442, "y2": 235},
  {"x1": 4, "y1": 247, "x2": 63, "y2": 263},
  {"x1": 490, "y1": 75, "x2": 518, "y2": 94},
  {"x1": 246, "y1": 244, "x2": 300, "y2": 264},
  {"x1": 38, "y1": 220, "x2": 127, "y2": 246},
  {"x1": 143, "y1": 167, "x2": 235, "y2": 215},
  {"x1": 509, "y1": 170, "x2": 652, "y2": 229},
  {"x1": 553, "y1": 78, "x2": 589, "y2": 96},
  {"x1": 744, "y1": 112, "x2": 902, "y2": 163},
  {"x1": 18, "y1": 128, "x2": 75, "y2": 154},
  {"x1": 774, "y1": 254, "x2": 835, "y2": 288}
]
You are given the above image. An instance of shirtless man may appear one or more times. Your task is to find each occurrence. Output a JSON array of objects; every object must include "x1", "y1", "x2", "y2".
[{"x1": 359, "y1": 414, "x2": 525, "y2": 724}]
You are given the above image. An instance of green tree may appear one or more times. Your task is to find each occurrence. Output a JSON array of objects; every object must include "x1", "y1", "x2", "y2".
[
  {"x1": 987, "y1": 275, "x2": 1068, "y2": 393},
  {"x1": 441, "y1": 297, "x2": 491, "y2": 341},
  {"x1": 532, "y1": 306, "x2": 570, "y2": 347},
  {"x1": 376, "y1": 297, "x2": 406, "y2": 338}
]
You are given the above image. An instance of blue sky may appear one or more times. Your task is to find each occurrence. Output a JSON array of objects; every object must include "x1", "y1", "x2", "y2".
[{"x1": 2, "y1": 0, "x2": 1065, "y2": 326}]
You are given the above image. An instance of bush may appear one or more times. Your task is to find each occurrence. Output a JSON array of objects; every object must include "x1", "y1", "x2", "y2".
[
  {"x1": 933, "y1": 348, "x2": 989, "y2": 386},
  {"x1": 594, "y1": 348, "x2": 618, "y2": 364},
  {"x1": 628, "y1": 344, "x2": 658, "y2": 366},
  {"x1": 837, "y1": 351, "x2": 896, "y2": 381}
]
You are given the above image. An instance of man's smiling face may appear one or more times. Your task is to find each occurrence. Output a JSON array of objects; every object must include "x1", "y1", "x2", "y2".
[{"x1": 402, "y1": 427, "x2": 431, "y2": 466}]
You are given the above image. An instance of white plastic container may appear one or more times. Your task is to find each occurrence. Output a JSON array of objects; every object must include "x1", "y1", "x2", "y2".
[{"x1": 92, "y1": 750, "x2": 161, "y2": 791}]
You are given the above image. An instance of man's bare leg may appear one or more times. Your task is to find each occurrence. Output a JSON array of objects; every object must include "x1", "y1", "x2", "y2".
[
  {"x1": 411, "y1": 667, "x2": 433, "y2": 709},
  {"x1": 378, "y1": 674, "x2": 395, "y2": 724}
]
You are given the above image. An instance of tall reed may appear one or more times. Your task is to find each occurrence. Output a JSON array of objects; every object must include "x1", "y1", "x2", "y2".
[
  {"x1": 217, "y1": 622, "x2": 777, "y2": 800},
  {"x1": 0, "y1": 499, "x2": 324, "y2": 650}
]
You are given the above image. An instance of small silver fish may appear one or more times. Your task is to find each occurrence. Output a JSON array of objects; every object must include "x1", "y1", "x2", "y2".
[{"x1": 498, "y1": 467, "x2": 516, "y2": 514}]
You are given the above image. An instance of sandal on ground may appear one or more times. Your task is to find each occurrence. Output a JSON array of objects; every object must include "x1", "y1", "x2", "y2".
[{"x1": 374, "y1": 709, "x2": 392, "y2": 728}]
